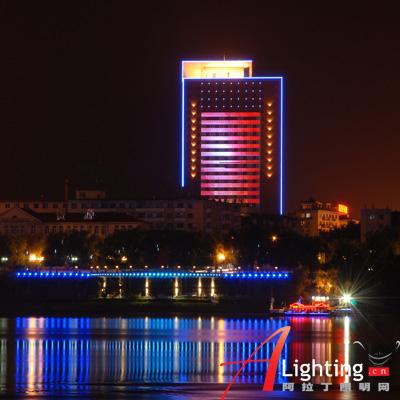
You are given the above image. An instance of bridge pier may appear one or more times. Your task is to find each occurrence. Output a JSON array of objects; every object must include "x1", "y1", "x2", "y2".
[
  {"x1": 118, "y1": 277, "x2": 123, "y2": 298},
  {"x1": 101, "y1": 277, "x2": 107, "y2": 297},
  {"x1": 174, "y1": 277, "x2": 180, "y2": 297}
]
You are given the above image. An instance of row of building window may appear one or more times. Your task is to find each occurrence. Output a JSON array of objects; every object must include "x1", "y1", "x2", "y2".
[
  {"x1": 3, "y1": 225, "x2": 134, "y2": 235},
  {"x1": 200, "y1": 82, "x2": 265, "y2": 86},
  {"x1": 0, "y1": 202, "x2": 202, "y2": 211},
  {"x1": 139, "y1": 212, "x2": 194, "y2": 219},
  {"x1": 151, "y1": 222, "x2": 233, "y2": 230},
  {"x1": 201, "y1": 89, "x2": 263, "y2": 93},
  {"x1": 2, "y1": 203, "x2": 68, "y2": 210}
]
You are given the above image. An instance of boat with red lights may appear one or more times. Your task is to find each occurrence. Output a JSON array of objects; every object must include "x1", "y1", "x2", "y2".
[{"x1": 270, "y1": 296, "x2": 333, "y2": 316}]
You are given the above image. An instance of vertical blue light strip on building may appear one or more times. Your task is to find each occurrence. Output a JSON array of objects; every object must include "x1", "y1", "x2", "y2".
[
  {"x1": 181, "y1": 61, "x2": 185, "y2": 188},
  {"x1": 280, "y1": 77, "x2": 283, "y2": 215}
]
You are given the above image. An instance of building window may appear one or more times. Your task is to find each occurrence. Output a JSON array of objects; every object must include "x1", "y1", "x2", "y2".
[
  {"x1": 167, "y1": 213, "x2": 173, "y2": 218},
  {"x1": 45, "y1": 226, "x2": 49, "y2": 234},
  {"x1": 119, "y1": 203, "x2": 125, "y2": 209},
  {"x1": 34, "y1": 204, "x2": 39, "y2": 209},
  {"x1": 177, "y1": 203, "x2": 184, "y2": 208},
  {"x1": 188, "y1": 203, "x2": 193, "y2": 209},
  {"x1": 59, "y1": 226, "x2": 63, "y2": 232},
  {"x1": 188, "y1": 223, "x2": 193, "y2": 228},
  {"x1": 43, "y1": 203, "x2": 48, "y2": 209},
  {"x1": 5, "y1": 204, "x2": 10, "y2": 209},
  {"x1": 71, "y1": 203, "x2": 77, "y2": 209},
  {"x1": 53, "y1": 203, "x2": 58, "y2": 209},
  {"x1": 177, "y1": 223, "x2": 184, "y2": 228},
  {"x1": 110, "y1": 203, "x2": 116, "y2": 208},
  {"x1": 88, "y1": 226, "x2": 92, "y2": 234},
  {"x1": 101, "y1": 226, "x2": 106, "y2": 235},
  {"x1": 129, "y1": 203, "x2": 135, "y2": 209},
  {"x1": 31, "y1": 226, "x2": 35, "y2": 234},
  {"x1": 167, "y1": 203, "x2": 173, "y2": 209},
  {"x1": 115, "y1": 225, "x2": 119, "y2": 230},
  {"x1": 24, "y1": 204, "x2": 29, "y2": 209},
  {"x1": 95, "y1": 226, "x2": 99, "y2": 234},
  {"x1": 52, "y1": 226, "x2": 56, "y2": 234},
  {"x1": 167, "y1": 223, "x2": 173, "y2": 229},
  {"x1": 73, "y1": 226, "x2": 77, "y2": 231},
  {"x1": 82, "y1": 203, "x2": 87, "y2": 209},
  {"x1": 188, "y1": 213, "x2": 193, "y2": 218}
]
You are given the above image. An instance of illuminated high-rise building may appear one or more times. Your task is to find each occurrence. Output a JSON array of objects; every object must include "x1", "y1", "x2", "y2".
[{"x1": 181, "y1": 60, "x2": 283, "y2": 214}]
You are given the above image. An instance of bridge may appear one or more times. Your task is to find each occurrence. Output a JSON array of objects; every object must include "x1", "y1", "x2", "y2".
[
  {"x1": 16, "y1": 271, "x2": 290, "y2": 279},
  {"x1": 13, "y1": 270, "x2": 291, "y2": 299}
]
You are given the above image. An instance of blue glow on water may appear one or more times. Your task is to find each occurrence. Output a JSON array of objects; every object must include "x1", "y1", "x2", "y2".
[{"x1": 0, "y1": 315, "x2": 360, "y2": 396}]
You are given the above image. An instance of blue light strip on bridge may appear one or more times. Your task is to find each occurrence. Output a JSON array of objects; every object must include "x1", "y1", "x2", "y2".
[{"x1": 15, "y1": 272, "x2": 289, "y2": 279}]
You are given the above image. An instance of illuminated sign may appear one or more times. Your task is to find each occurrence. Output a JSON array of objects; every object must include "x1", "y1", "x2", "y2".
[{"x1": 338, "y1": 204, "x2": 348, "y2": 214}]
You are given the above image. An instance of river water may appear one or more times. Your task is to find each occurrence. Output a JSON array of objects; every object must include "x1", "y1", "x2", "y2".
[{"x1": 0, "y1": 315, "x2": 399, "y2": 399}]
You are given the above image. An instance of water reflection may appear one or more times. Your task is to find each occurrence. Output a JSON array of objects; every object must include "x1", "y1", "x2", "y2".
[{"x1": 0, "y1": 315, "x2": 368, "y2": 395}]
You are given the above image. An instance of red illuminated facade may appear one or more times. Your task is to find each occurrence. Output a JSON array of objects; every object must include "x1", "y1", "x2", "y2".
[{"x1": 182, "y1": 61, "x2": 283, "y2": 214}]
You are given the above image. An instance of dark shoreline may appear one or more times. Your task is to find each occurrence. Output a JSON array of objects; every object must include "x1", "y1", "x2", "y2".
[{"x1": 0, "y1": 298, "x2": 398, "y2": 320}]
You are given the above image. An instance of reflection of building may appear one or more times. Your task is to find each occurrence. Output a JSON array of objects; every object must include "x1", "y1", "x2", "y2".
[
  {"x1": 181, "y1": 60, "x2": 283, "y2": 214},
  {"x1": 360, "y1": 207, "x2": 391, "y2": 242},
  {"x1": 295, "y1": 199, "x2": 352, "y2": 236}
]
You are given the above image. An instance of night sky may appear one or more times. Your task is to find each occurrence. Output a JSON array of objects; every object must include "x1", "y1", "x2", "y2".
[{"x1": 1, "y1": 1, "x2": 400, "y2": 217}]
